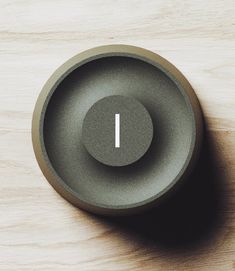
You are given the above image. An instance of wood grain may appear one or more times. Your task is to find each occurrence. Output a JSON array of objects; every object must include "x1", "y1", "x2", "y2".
[{"x1": 0, "y1": 0, "x2": 234, "y2": 270}]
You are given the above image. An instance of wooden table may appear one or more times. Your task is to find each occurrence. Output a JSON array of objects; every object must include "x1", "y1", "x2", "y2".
[{"x1": 0, "y1": 1, "x2": 234, "y2": 270}]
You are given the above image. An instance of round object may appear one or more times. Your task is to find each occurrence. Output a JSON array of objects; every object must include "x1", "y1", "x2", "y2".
[
  {"x1": 32, "y1": 45, "x2": 203, "y2": 216},
  {"x1": 82, "y1": 95, "x2": 153, "y2": 167}
]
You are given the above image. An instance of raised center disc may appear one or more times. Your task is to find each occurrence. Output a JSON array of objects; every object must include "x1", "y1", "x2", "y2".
[{"x1": 82, "y1": 95, "x2": 153, "y2": 167}]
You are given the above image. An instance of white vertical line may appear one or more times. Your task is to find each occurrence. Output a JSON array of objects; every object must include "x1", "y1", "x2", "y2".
[{"x1": 115, "y1": 113, "x2": 120, "y2": 148}]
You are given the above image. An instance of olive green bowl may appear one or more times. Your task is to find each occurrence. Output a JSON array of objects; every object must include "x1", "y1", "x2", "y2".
[{"x1": 32, "y1": 45, "x2": 203, "y2": 216}]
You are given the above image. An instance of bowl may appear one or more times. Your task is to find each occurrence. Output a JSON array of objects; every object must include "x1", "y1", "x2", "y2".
[{"x1": 32, "y1": 45, "x2": 203, "y2": 216}]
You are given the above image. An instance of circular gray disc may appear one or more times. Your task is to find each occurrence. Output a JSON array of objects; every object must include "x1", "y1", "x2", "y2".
[
  {"x1": 82, "y1": 95, "x2": 153, "y2": 167},
  {"x1": 32, "y1": 45, "x2": 203, "y2": 215}
]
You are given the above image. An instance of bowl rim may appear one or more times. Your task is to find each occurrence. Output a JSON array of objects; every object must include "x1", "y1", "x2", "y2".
[{"x1": 32, "y1": 44, "x2": 203, "y2": 216}]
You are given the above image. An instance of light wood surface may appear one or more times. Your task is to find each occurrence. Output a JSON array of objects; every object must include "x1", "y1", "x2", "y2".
[{"x1": 0, "y1": 1, "x2": 234, "y2": 270}]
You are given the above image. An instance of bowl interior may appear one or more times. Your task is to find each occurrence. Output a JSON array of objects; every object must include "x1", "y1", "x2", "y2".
[{"x1": 43, "y1": 56, "x2": 194, "y2": 208}]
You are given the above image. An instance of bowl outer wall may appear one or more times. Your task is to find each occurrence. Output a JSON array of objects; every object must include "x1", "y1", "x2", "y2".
[{"x1": 32, "y1": 44, "x2": 203, "y2": 216}]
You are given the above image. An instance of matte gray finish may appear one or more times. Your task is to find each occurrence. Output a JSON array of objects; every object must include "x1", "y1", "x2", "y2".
[
  {"x1": 82, "y1": 95, "x2": 153, "y2": 167},
  {"x1": 32, "y1": 45, "x2": 203, "y2": 216},
  {"x1": 43, "y1": 57, "x2": 194, "y2": 206}
]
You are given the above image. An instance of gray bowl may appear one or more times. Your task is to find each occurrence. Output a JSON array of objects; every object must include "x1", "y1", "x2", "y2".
[{"x1": 32, "y1": 45, "x2": 203, "y2": 216}]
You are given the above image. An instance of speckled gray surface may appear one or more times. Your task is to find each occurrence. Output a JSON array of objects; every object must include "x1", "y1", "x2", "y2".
[
  {"x1": 43, "y1": 56, "x2": 195, "y2": 207},
  {"x1": 82, "y1": 95, "x2": 153, "y2": 167}
]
